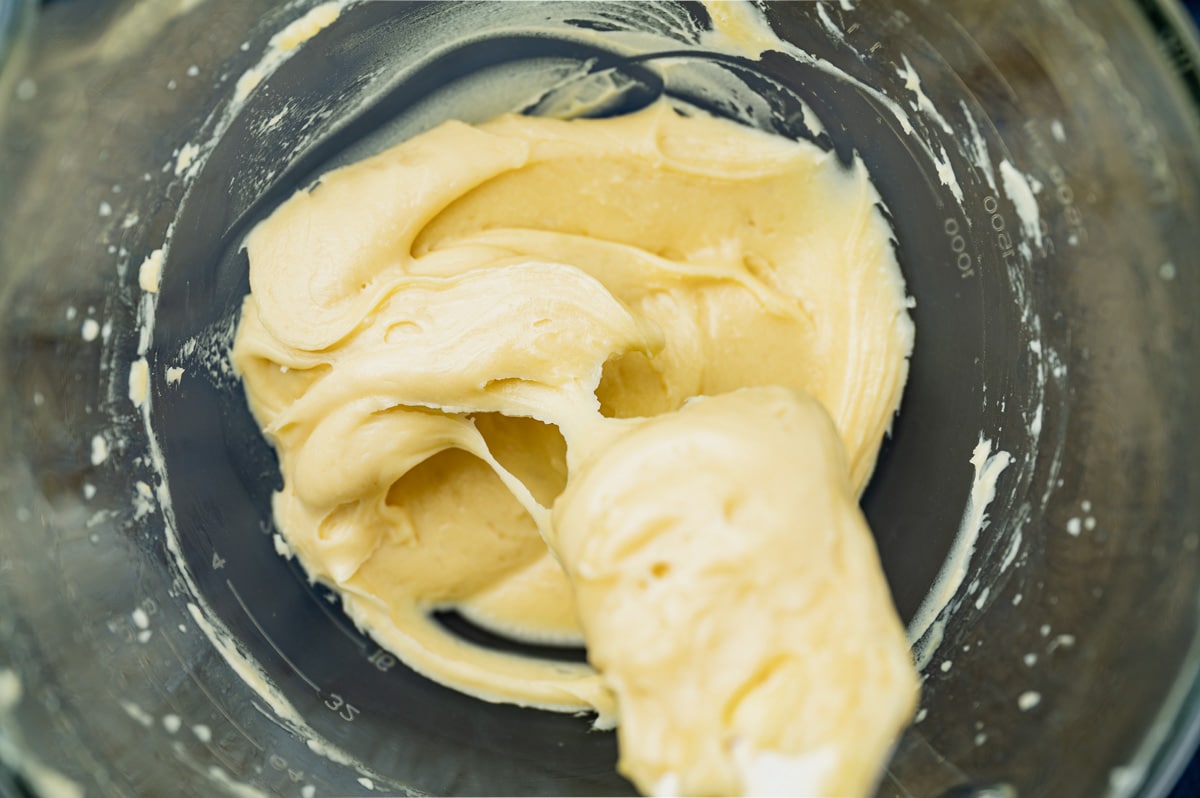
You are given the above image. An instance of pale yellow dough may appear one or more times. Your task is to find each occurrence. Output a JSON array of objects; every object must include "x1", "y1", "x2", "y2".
[
  {"x1": 232, "y1": 100, "x2": 917, "y2": 796},
  {"x1": 555, "y1": 387, "x2": 918, "y2": 796}
]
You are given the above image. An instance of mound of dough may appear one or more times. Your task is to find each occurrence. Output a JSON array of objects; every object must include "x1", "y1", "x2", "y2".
[{"x1": 233, "y1": 100, "x2": 917, "y2": 795}]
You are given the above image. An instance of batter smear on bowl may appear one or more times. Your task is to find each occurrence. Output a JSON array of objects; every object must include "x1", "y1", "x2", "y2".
[{"x1": 232, "y1": 100, "x2": 918, "y2": 796}]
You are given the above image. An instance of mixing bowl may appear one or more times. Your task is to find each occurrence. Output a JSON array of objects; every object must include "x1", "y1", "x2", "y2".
[{"x1": 1, "y1": 1, "x2": 1199, "y2": 796}]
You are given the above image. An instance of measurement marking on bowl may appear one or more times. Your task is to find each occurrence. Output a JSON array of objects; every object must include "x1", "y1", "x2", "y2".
[
  {"x1": 252, "y1": 700, "x2": 296, "y2": 735},
  {"x1": 227, "y1": 579, "x2": 321, "y2": 693},
  {"x1": 941, "y1": 217, "x2": 975, "y2": 279},
  {"x1": 306, "y1": 586, "x2": 370, "y2": 652}
]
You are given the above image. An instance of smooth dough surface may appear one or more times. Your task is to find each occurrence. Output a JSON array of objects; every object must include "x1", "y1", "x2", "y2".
[{"x1": 232, "y1": 100, "x2": 917, "y2": 795}]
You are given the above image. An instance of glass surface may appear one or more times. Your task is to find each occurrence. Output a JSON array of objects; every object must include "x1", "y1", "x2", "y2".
[
  {"x1": 0, "y1": 0, "x2": 32, "y2": 90},
  {"x1": 1, "y1": 1, "x2": 1199, "y2": 796}
]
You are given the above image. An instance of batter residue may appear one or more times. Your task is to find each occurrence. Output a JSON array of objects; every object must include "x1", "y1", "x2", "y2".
[{"x1": 232, "y1": 100, "x2": 917, "y2": 795}]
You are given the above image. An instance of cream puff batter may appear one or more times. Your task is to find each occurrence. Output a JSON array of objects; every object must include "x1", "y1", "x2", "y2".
[
  {"x1": 556, "y1": 386, "x2": 919, "y2": 796},
  {"x1": 232, "y1": 100, "x2": 917, "y2": 795}
]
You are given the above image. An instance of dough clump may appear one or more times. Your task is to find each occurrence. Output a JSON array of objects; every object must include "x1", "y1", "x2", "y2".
[{"x1": 233, "y1": 101, "x2": 918, "y2": 796}]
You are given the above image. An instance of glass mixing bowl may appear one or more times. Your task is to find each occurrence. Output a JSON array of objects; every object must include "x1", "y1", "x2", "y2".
[{"x1": 1, "y1": 1, "x2": 1199, "y2": 796}]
